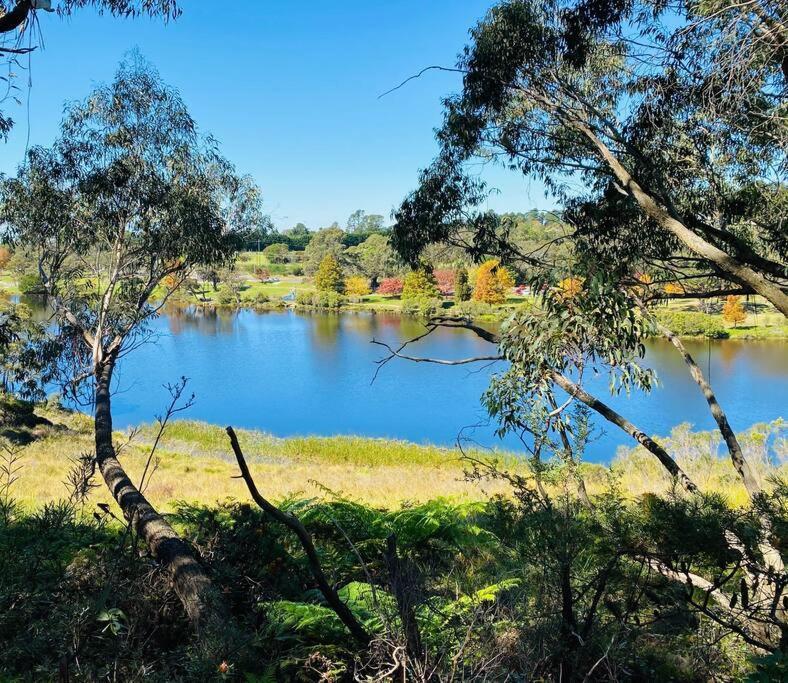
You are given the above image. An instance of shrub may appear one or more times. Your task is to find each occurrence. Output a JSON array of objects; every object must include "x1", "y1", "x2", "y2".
[
  {"x1": 18, "y1": 273, "x2": 45, "y2": 296},
  {"x1": 402, "y1": 296, "x2": 442, "y2": 317},
  {"x1": 402, "y1": 267, "x2": 439, "y2": 301},
  {"x1": 263, "y1": 243, "x2": 290, "y2": 264},
  {"x1": 250, "y1": 291, "x2": 270, "y2": 306},
  {"x1": 254, "y1": 267, "x2": 271, "y2": 281},
  {"x1": 344, "y1": 276, "x2": 371, "y2": 299},
  {"x1": 296, "y1": 290, "x2": 345, "y2": 309},
  {"x1": 473, "y1": 260, "x2": 514, "y2": 304},
  {"x1": 291, "y1": 265, "x2": 304, "y2": 276},
  {"x1": 216, "y1": 287, "x2": 237, "y2": 306},
  {"x1": 377, "y1": 277, "x2": 403, "y2": 296},
  {"x1": 654, "y1": 310, "x2": 728, "y2": 338},
  {"x1": 315, "y1": 254, "x2": 345, "y2": 293},
  {"x1": 452, "y1": 299, "x2": 500, "y2": 318}
]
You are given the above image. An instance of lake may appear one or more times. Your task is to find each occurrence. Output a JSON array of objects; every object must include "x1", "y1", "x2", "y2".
[{"x1": 80, "y1": 307, "x2": 788, "y2": 463}]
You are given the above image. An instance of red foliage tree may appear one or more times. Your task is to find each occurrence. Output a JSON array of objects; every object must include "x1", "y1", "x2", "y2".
[
  {"x1": 433, "y1": 269, "x2": 455, "y2": 296},
  {"x1": 377, "y1": 277, "x2": 403, "y2": 295}
]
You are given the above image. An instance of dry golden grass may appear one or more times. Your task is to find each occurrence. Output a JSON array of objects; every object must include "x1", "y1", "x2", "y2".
[
  {"x1": 7, "y1": 408, "x2": 785, "y2": 514},
  {"x1": 9, "y1": 411, "x2": 512, "y2": 512}
]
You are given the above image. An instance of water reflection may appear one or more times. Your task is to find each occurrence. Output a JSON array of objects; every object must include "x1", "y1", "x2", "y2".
[{"x1": 10, "y1": 300, "x2": 787, "y2": 461}]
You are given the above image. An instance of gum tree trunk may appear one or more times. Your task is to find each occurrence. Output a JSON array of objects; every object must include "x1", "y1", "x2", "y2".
[{"x1": 93, "y1": 353, "x2": 220, "y2": 628}]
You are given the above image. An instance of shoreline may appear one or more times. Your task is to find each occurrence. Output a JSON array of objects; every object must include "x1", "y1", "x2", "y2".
[{"x1": 6, "y1": 402, "x2": 784, "y2": 511}]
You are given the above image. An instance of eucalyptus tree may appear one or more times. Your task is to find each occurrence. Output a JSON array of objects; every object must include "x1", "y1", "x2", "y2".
[
  {"x1": 393, "y1": 0, "x2": 787, "y2": 313},
  {"x1": 388, "y1": 0, "x2": 788, "y2": 650},
  {"x1": 0, "y1": 54, "x2": 263, "y2": 624}
]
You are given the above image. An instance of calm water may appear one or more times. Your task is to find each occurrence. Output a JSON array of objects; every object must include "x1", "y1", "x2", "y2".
[{"x1": 80, "y1": 307, "x2": 788, "y2": 463}]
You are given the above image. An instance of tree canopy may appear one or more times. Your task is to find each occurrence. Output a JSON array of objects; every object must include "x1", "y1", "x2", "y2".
[{"x1": 392, "y1": 0, "x2": 788, "y2": 314}]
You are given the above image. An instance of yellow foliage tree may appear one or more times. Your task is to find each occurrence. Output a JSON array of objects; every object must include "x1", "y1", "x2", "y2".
[
  {"x1": 556, "y1": 276, "x2": 584, "y2": 301},
  {"x1": 344, "y1": 275, "x2": 371, "y2": 299},
  {"x1": 722, "y1": 295, "x2": 746, "y2": 327},
  {"x1": 473, "y1": 259, "x2": 515, "y2": 304},
  {"x1": 664, "y1": 282, "x2": 685, "y2": 295}
]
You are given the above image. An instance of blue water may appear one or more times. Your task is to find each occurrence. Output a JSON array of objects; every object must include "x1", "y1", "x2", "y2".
[{"x1": 94, "y1": 307, "x2": 788, "y2": 462}]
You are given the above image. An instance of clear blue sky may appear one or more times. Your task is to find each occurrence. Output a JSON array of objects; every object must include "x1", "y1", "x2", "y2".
[{"x1": 1, "y1": 2, "x2": 556, "y2": 230}]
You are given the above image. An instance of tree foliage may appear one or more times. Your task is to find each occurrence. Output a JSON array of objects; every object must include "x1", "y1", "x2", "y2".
[
  {"x1": 402, "y1": 266, "x2": 440, "y2": 301},
  {"x1": 392, "y1": 0, "x2": 788, "y2": 313},
  {"x1": 263, "y1": 242, "x2": 290, "y2": 264},
  {"x1": 315, "y1": 254, "x2": 345, "y2": 293},
  {"x1": 304, "y1": 227, "x2": 345, "y2": 275},
  {"x1": 473, "y1": 260, "x2": 514, "y2": 304},
  {"x1": 344, "y1": 275, "x2": 371, "y2": 299},
  {"x1": 722, "y1": 295, "x2": 747, "y2": 326},
  {"x1": 454, "y1": 267, "x2": 471, "y2": 301}
]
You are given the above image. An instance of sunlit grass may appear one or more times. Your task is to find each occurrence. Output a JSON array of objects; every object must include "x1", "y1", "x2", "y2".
[{"x1": 8, "y1": 406, "x2": 785, "y2": 516}]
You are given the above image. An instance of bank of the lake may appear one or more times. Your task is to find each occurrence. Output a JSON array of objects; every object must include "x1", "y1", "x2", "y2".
[{"x1": 6, "y1": 401, "x2": 785, "y2": 511}]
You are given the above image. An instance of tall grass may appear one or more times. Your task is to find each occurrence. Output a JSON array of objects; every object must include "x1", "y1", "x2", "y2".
[{"x1": 7, "y1": 405, "x2": 786, "y2": 513}]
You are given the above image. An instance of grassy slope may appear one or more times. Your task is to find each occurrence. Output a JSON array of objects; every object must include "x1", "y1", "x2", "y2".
[{"x1": 9, "y1": 405, "x2": 784, "y2": 514}]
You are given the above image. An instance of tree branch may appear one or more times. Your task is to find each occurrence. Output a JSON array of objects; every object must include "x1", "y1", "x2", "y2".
[{"x1": 225, "y1": 426, "x2": 371, "y2": 646}]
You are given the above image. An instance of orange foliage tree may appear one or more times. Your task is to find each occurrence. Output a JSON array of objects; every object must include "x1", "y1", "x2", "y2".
[
  {"x1": 472, "y1": 259, "x2": 514, "y2": 304},
  {"x1": 722, "y1": 295, "x2": 746, "y2": 327}
]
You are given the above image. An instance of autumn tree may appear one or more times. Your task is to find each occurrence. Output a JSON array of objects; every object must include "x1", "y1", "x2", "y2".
[
  {"x1": 344, "y1": 275, "x2": 371, "y2": 300},
  {"x1": 0, "y1": 54, "x2": 262, "y2": 625},
  {"x1": 377, "y1": 277, "x2": 403, "y2": 296},
  {"x1": 722, "y1": 295, "x2": 747, "y2": 327},
  {"x1": 433, "y1": 269, "x2": 455, "y2": 296},
  {"x1": 315, "y1": 254, "x2": 345, "y2": 293},
  {"x1": 402, "y1": 265, "x2": 439, "y2": 301},
  {"x1": 473, "y1": 259, "x2": 514, "y2": 304}
]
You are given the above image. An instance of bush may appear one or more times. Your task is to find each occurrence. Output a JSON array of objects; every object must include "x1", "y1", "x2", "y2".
[
  {"x1": 250, "y1": 291, "x2": 270, "y2": 307},
  {"x1": 263, "y1": 243, "x2": 290, "y2": 264},
  {"x1": 216, "y1": 287, "x2": 238, "y2": 306},
  {"x1": 18, "y1": 273, "x2": 46, "y2": 296},
  {"x1": 291, "y1": 265, "x2": 304, "y2": 276},
  {"x1": 296, "y1": 290, "x2": 345, "y2": 309},
  {"x1": 654, "y1": 310, "x2": 728, "y2": 338},
  {"x1": 402, "y1": 296, "x2": 442, "y2": 317},
  {"x1": 452, "y1": 299, "x2": 500, "y2": 318},
  {"x1": 377, "y1": 277, "x2": 403, "y2": 296}
]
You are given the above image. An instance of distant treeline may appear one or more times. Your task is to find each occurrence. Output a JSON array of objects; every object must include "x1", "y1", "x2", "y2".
[
  {"x1": 243, "y1": 229, "x2": 389, "y2": 252},
  {"x1": 242, "y1": 209, "x2": 561, "y2": 252}
]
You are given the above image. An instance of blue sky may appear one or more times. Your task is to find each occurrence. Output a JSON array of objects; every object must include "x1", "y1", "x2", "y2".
[{"x1": 1, "y1": 2, "x2": 556, "y2": 229}]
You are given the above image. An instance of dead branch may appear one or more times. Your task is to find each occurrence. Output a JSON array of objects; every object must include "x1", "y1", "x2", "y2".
[{"x1": 226, "y1": 426, "x2": 371, "y2": 646}]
